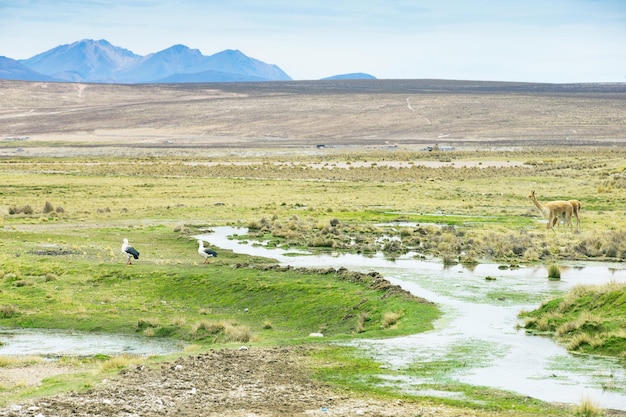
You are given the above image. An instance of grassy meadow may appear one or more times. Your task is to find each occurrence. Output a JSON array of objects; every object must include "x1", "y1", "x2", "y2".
[{"x1": 1, "y1": 79, "x2": 625, "y2": 414}]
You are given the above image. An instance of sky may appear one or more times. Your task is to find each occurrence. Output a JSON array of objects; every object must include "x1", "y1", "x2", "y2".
[{"x1": 1, "y1": 0, "x2": 625, "y2": 83}]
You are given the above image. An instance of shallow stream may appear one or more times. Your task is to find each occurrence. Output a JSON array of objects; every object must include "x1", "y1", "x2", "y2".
[
  {"x1": 0, "y1": 327, "x2": 180, "y2": 356},
  {"x1": 199, "y1": 226, "x2": 626, "y2": 410}
]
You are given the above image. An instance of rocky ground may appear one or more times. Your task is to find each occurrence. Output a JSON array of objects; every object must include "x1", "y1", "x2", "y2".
[{"x1": 0, "y1": 347, "x2": 473, "y2": 417}]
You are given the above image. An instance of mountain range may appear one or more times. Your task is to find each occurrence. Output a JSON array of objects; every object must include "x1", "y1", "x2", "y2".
[{"x1": 0, "y1": 39, "x2": 375, "y2": 83}]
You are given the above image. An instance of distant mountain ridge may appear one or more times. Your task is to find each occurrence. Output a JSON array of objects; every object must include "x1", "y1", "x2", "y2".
[
  {"x1": 321, "y1": 73, "x2": 376, "y2": 80},
  {"x1": 2, "y1": 39, "x2": 295, "y2": 83}
]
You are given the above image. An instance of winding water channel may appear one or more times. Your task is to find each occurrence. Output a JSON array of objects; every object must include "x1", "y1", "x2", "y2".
[
  {"x1": 200, "y1": 226, "x2": 626, "y2": 410},
  {"x1": 2, "y1": 225, "x2": 625, "y2": 410}
]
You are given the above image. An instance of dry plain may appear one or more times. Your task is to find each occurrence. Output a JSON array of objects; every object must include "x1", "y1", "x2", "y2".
[{"x1": 1, "y1": 79, "x2": 626, "y2": 416}]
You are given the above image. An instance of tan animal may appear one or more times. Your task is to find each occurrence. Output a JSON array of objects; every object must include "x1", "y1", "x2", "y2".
[
  {"x1": 552, "y1": 199, "x2": 582, "y2": 228},
  {"x1": 528, "y1": 190, "x2": 573, "y2": 230}
]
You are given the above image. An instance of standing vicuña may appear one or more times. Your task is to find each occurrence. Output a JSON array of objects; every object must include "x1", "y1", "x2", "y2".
[
  {"x1": 552, "y1": 199, "x2": 582, "y2": 228},
  {"x1": 528, "y1": 190, "x2": 573, "y2": 230}
]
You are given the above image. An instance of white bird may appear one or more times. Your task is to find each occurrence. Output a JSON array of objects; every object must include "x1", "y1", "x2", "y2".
[
  {"x1": 197, "y1": 240, "x2": 218, "y2": 264},
  {"x1": 121, "y1": 238, "x2": 140, "y2": 265}
]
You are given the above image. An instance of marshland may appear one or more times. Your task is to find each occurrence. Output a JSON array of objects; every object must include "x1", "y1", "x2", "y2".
[{"x1": 0, "y1": 79, "x2": 625, "y2": 416}]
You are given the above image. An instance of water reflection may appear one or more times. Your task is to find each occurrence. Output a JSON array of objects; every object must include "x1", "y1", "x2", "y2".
[{"x1": 199, "y1": 226, "x2": 626, "y2": 410}]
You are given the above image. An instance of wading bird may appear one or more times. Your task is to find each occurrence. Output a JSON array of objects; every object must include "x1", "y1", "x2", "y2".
[
  {"x1": 121, "y1": 238, "x2": 140, "y2": 265},
  {"x1": 198, "y1": 239, "x2": 218, "y2": 263}
]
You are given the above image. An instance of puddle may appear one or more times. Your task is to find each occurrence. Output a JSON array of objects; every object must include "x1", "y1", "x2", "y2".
[
  {"x1": 198, "y1": 226, "x2": 626, "y2": 410},
  {"x1": 0, "y1": 327, "x2": 181, "y2": 356}
]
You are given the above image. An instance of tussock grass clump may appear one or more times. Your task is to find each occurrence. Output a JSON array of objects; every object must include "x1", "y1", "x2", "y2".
[
  {"x1": 224, "y1": 324, "x2": 252, "y2": 343},
  {"x1": 556, "y1": 312, "x2": 603, "y2": 336},
  {"x1": 2, "y1": 272, "x2": 19, "y2": 281},
  {"x1": 382, "y1": 311, "x2": 402, "y2": 329},
  {"x1": 521, "y1": 282, "x2": 626, "y2": 355},
  {"x1": 43, "y1": 201, "x2": 55, "y2": 213},
  {"x1": 192, "y1": 320, "x2": 225, "y2": 336},
  {"x1": 45, "y1": 273, "x2": 59, "y2": 282},
  {"x1": 0, "y1": 355, "x2": 45, "y2": 367},
  {"x1": 98, "y1": 354, "x2": 145, "y2": 374},
  {"x1": 8, "y1": 205, "x2": 33, "y2": 215},
  {"x1": 171, "y1": 317, "x2": 187, "y2": 328},
  {"x1": 0, "y1": 305, "x2": 19, "y2": 318},
  {"x1": 136, "y1": 318, "x2": 160, "y2": 330},
  {"x1": 547, "y1": 264, "x2": 561, "y2": 279},
  {"x1": 574, "y1": 395, "x2": 603, "y2": 416},
  {"x1": 356, "y1": 311, "x2": 370, "y2": 333}
]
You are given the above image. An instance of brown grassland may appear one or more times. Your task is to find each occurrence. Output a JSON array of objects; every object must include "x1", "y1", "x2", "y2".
[{"x1": 0, "y1": 79, "x2": 625, "y2": 416}]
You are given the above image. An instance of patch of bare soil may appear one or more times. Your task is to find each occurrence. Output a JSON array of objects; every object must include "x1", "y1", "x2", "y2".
[
  {"x1": 0, "y1": 347, "x2": 466, "y2": 417},
  {"x1": 0, "y1": 363, "x2": 79, "y2": 388}
]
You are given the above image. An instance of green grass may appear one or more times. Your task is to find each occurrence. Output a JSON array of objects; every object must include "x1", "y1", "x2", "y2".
[
  {"x1": 521, "y1": 282, "x2": 626, "y2": 356},
  {"x1": 1, "y1": 148, "x2": 626, "y2": 414},
  {"x1": 0, "y1": 225, "x2": 439, "y2": 344}
]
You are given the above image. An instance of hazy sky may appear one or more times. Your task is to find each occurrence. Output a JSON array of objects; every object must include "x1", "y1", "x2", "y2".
[{"x1": 1, "y1": 0, "x2": 625, "y2": 82}]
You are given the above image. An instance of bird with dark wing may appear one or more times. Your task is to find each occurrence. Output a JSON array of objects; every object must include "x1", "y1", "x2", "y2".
[
  {"x1": 122, "y1": 238, "x2": 140, "y2": 265},
  {"x1": 198, "y1": 239, "x2": 218, "y2": 264}
]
